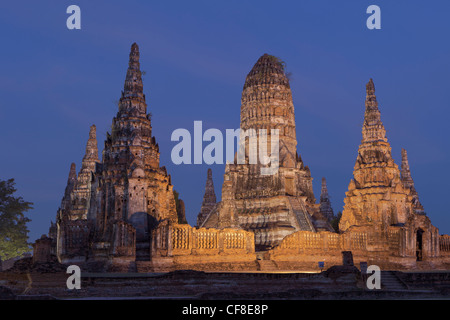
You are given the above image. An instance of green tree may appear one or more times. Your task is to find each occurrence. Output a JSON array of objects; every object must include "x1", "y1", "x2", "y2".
[
  {"x1": 0, "y1": 179, "x2": 33, "y2": 260},
  {"x1": 330, "y1": 211, "x2": 342, "y2": 233},
  {"x1": 173, "y1": 190, "x2": 187, "y2": 224}
]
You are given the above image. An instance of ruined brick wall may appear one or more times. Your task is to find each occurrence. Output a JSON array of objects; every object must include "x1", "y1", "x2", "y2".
[{"x1": 33, "y1": 235, "x2": 53, "y2": 264}]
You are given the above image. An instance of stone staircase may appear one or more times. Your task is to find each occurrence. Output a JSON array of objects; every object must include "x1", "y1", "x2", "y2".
[
  {"x1": 135, "y1": 242, "x2": 150, "y2": 261},
  {"x1": 288, "y1": 197, "x2": 315, "y2": 232},
  {"x1": 257, "y1": 259, "x2": 278, "y2": 272},
  {"x1": 381, "y1": 271, "x2": 408, "y2": 291}
]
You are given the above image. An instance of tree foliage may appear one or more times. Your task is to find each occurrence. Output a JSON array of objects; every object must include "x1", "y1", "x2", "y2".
[
  {"x1": 0, "y1": 179, "x2": 33, "y2": 260},
  {"x1": 173, "y1": 190, "x2": 187, "y2": 224},
  {"x1": 330, "y1": 211, "x2": 342, "y2": 233}
]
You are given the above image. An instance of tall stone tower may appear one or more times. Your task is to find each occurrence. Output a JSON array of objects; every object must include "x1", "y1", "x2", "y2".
[
  {"x1": 319, "y1": 177, "x2": 334, "y2": 221},
  {"x1": 339, "y1": 79, "x2": 416, "y2": 232},
  {"x1": 86, "y1": 43, "x2": 179, "y2": 268},
  {"x1": 56, "y1": 125, "x2": 99, "y2": 263},
  {"x1": 72, "y1": 125, "x2": 99, "y2": 220},
  {"x1": 200, "y1": 54, "x2": 318, "y2": 250},
  {"x1": 197, "y1": 168, "x2": 217, "y2": 227}
]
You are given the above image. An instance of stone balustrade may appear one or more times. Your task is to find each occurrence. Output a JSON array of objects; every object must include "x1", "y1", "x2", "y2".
[
  {"x1": 152, "y1": 221, "x2": 254, "y2": 257},
  {"x1": 440, "y1": 235, "x2": 450, "y2": 254}
]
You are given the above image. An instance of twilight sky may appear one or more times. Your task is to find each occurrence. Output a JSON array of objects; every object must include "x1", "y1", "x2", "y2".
[{"x1": 0, "y1": 1, "x2": 449, "y2": 242}]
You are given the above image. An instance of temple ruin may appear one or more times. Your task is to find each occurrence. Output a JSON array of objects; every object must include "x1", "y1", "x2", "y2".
[{"x1": 49, "y1": 44, "x2": 450, "y2": 272}]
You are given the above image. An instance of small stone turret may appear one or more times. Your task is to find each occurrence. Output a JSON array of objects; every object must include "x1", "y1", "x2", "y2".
[
  {"x1": 401, "y1": 148, "x2": 425, "y2": 215},
  {"x1": 319, "y1": 177, "x2": 334, "y2": 221},
  {"x1": 197, "y1": 168, "x2": 217, "y2": 227},
  {"x1": 61, "y1": 163, "x2": 77, "y2": 211},
  {"x1": 71, "y1": 125, "x2": 99, "y2": 220},
  {"x1": 80, "y1": 125, "x2": 99, "y2": 173}
]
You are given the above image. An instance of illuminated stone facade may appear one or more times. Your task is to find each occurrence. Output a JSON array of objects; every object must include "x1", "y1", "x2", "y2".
[
  {"x1": 56, "y1": 125, "x2": 98, "y2": 263},
  {"x1": 199, "y1": 54, "x2": 333, "y2": 250},
  {"x1": 50, "y1": 48, "x2": 450, "y2": 272},
  {"x1": 269, "y1": 79, "x2": 449, "y2": 270}
]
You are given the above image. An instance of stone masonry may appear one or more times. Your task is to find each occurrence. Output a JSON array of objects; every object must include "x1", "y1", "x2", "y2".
[
  {"x1": 197, "y1": 168, "x2": 217, "y2": 227},
  {"x1": 199, "y1": 54, "x2": 321, "y2": 250},
  {"x1": 319, "y1": 177, "x2": 334, "y2": 221},
  {"x1": 49, "y1": 49, "x2": 450, "y2": 272}
]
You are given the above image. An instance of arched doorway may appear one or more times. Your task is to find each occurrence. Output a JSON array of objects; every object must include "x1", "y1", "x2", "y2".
[{"x1": 416, "y1": 228, "x2": 424, "y2": 261}]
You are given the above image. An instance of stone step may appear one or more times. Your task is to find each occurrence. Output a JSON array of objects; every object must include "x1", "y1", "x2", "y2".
[
  {"x1": 135, "y1": 242, "x2": 150, "y2": 261},
  {"x1": 288, "y1": 198, "x2": 315, "y2": 232},
  {"x1": 257, "y1": 260, "x2": 278, "y2": 272},
  {"x1": 381, "y1": 271, "x2": 408, "y2": 290},
  {"x1": 136, "y1": 254, "x2": 150, "y2": 261},
  {"x1": 135, "y1": 261, "x2": 153, "y2": 273}
]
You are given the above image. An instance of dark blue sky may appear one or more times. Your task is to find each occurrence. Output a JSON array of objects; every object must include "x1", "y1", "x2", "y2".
[{"x1": 1, "y1": 1, "x2": 449, "y2": 242}]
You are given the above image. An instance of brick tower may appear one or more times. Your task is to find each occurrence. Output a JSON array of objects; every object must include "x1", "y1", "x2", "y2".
[
  {"x1": 197, "y1": 168, "x2": 217, "y2": 227},
  {"x1": 319, "y1": 177, "x2": 334, "y2": 221},
  {"x1": 200, "y1": 54, "x2": 319, "y2": 250},
  {"x1": 86, "y1": 43, "x2": 180, "y2": 269},
  {"x1": 56, "y1": 125, "x2": 98, "y2": 263}
]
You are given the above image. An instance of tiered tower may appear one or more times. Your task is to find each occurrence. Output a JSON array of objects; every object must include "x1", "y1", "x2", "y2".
[
  {"x1": 56, "y1": 126, "x2": 98, "y2": 263},
  {"x1": 60, "y1": 162, "x2": 77, "y2": 213},
  {"x1": 197, "y1": 168, "x2": 217, "y2": 227},
  {"x1": 85, "y1": 43, "x2": 180, "y2": 268},
  {"x1": 319, "y1": 177, "x2": 334, "y2": 221},
  {"x1": 71, "y1": 125, "x2": 99, "y2": 219},
  {"x1": 200, "y1": 54, "x2": 318, "y2": 250},
  {"x1": 339, "y1": 79, "x2": 416, "y2": 232}
]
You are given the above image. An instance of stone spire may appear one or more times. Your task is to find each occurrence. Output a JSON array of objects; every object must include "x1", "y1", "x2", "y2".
[
  {"x1": 80, "y1": 125, "x2": 99, "y2": 175},
  {"x1": 340, "y1": 79, "x2": 414, "y2": 232},
  {"x1": 401, "y1": 148, "x2": 425, "y2": 215},
  {"x1": 65, "y1": 125, "x2": 99, "y2": 220},
  {"x1": 197, "y1": 168, "x2": 217, "y2": 227},
  {"x1": 319, "y1": 177, "x2": 334, "y2": 221},
  {"x1": 108, "y1": 42, "x2": 153, "y2": 152},
  {"x1": 61, "y1": 162, "x2": 77, "y2": 211},
  {"x1": 123, "y1": 42, "x2": 144, "y2": 100},
  {"x1": 362, "y1": 78, "x2": 387, "y2": 144},
  {"x1": 84, "y1": 43, "x2": 180, "y2": 266},
  {"x1": 354, "y1": 78, "x2": 395, "y2": 173},
  {"x1": 400, "y1": 148, "x2": 413, "y2": 188},
  {"x1": 68, "y1": 162, "x2": 77, "y2": 179}
]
